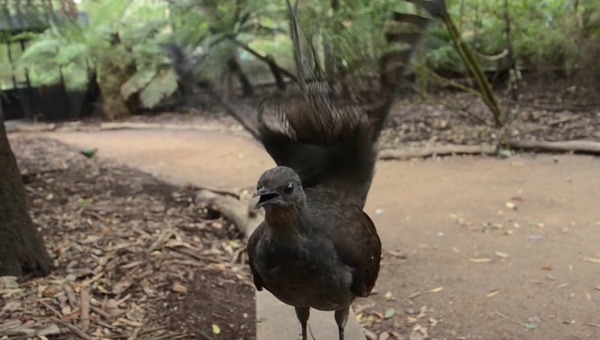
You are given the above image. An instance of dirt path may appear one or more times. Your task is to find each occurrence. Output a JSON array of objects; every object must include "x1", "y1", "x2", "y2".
[{"x1": 42, "y1": 129, "x2": 600, "y2": 339}]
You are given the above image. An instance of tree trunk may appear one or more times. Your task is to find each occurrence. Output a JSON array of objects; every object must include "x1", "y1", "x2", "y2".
[
  {"x1": 266, "y1": 55, "x2": 287, "y2": 90},
  {"x1": 0, "y1": 106, "x2": 52, "y2": 278},
  {"x1": 97, "y1": 33, "x2": 137, "y2": 120},
  {"x1": 97, "y1": 61, "x2": 133, "y2": 120},
  {"x1": 227, "y1": 57, "x2": 254, "y2": 97}
]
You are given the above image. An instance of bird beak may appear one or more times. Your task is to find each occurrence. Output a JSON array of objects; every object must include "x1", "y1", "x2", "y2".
[{"x1": 253, "y1": 187, "x2": 280, "y2": 209}]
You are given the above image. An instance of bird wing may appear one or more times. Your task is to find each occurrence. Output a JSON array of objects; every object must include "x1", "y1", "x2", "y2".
[
  {"x1": 322, "y1": 205, "x2": 381, "y2": 297},
  {"x1": 256, "y1": 0, "x2": 445, "y2": 206},
  {"x1": 247, "y1": 223, "x2": 266, "y2": 291}
]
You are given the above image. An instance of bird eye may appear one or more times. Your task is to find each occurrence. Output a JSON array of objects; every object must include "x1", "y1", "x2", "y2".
[{"x1": 283, "y1": 182, "x2": 294, "y2": 194}]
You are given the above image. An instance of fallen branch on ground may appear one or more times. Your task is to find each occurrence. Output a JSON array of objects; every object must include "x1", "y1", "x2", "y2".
[
  {"x1": 379, "y1": 139, "x2": 600, "y2": 160},
  {"x1": 506, "y1": 140, "x2": 600, "y2": 154},
  {"x1": 379, "y1": 144, "x2": 496, "y2": 160},
  {"x1": 195, "y1": 189, "x2": 262, "y2": 239}
]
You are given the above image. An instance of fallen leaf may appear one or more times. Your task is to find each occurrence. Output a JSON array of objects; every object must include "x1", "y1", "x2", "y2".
[
  {"x1": 407, "y1": 316, "x2": 419, "y2": 323},
  {"x1": 498, "y1": 149, "x2": 512, "y2": 158},
  {"x1": 409, "y1": 330, "x2": 424, "y2": 340},
  {"x1": 172, "y1": 282, "x2": 188, "y2": 294},
  {"x1": 386, "y1": 250, "x2": 407, "y2": 259},
  {"x1": 408, "y1": 291, "x2": 422, "y2": 299},
  {"x1": 80, "y1": 148, "x2": 97, "y2": 158},
  {"x1": 378, "y1": 331, "x2": 391, "y2": 340},
  {"x1": 429, "y1": 286, "x2": 443, "y2": 293},
  {"x1": 505, "y1": 202, "x2": 517, "y2": 210},
  {"x1": 486, "y1": 290, "x2": 501, "y2": 298},
  {"x1": 522, "y1": 322, "x2": 537, "y2": 330},
  {"x1": 384, "y1": 308, "x2": 395, "y2": 319},
  {"x1": 384, "y1": 291, "x2": 394, "y2": 301},
  {"x1": 212, "y1": 323, "x2": 221, "y2": 334}
]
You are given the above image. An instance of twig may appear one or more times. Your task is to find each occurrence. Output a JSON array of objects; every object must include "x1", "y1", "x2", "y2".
[
  {"x1": 230, "y1": 244, "x2": 248, "y2": 265},
  {"x1": 148, "y1": 228, "x2": 174, "y2": 252},
  {"x1": 379, "y1": 144, "x2": 496, "y2": 160},
  {"x1": 493, "y1": 311, "x2": 522, "y2": 326},
  {"x1": 230, "y1": 39, "x2": 296, "y2": 82},
  {"x1": 80, "y1": 286, "x2": 90, "y2": 332},
  {"x1": 173, "y1": 247, "x2": 221, "y2": 263},
  {"x1": 127, "y1": 326, "x2": 142, "y2": 340},
  {"x1": 506, "y1": 139, "x2": 600, "y2": 154},
  {"x1": 52, "y1": 318, "x2": 93, "y2": 340},
  {"x1": 138, "y1": 326, "x2": 167, "y2": 336},
  {"x1": 62, "y1": 282, "x2": 78, "y2": 309},
  {"x1": 39, "y1": 300, "x2": 63, "y2": 318}
]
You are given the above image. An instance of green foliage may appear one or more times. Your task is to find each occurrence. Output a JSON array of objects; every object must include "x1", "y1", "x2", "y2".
[
  {"x1": 15, "y1": 0, "x2": 177, "y2": 116},
  {"x1": 139, "y1": 68, "x2": 178, "y2": 108},
  {"x1": 426, "y1": 0, "x2": 600, "y2": 71},
  {"x1": 7, "y1": 0, "x2": 598, "y2": 116}
]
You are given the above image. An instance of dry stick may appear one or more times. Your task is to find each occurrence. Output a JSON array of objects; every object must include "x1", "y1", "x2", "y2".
[
  {"x1": 506, "y1": 140, "x2": 600, "y2": 154},
  {"x1": 80, "y1": 286, "x2": 90, "y2": 332},
  {"x1": 52, "y1": 318, "x2": 93, "y2": 340},
  {"x1": 138, "y1": 326, "x2": 167, "y2": 336},
  {"x1": 127, "y1": 327, "x2": 142, "y2": 340},
  {"x1": 148, "y1": 228, "x2": 174, "y2": 252},
  {"x1": 379, "y1": 144, "x2": 496, "y2": 161},
  {"x1": 230, "y1": 39, "x2": 296, "y2": 82},
  {"x1": 62, "y1": 282, "x2": 78, "y2": 309},
  {"x1": 39, "y1": 300, "x2": 63, "y2": 318},
  {"x1": 493, "y1": 311, "x2": 523, "y2": 326},
  {"x1": 230, "y1": 244, "x2": 248, "y2": 265}
]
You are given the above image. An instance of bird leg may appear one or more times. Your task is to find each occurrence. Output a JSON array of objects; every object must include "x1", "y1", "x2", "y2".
[
  {"x1": 294, "y1": 306, "x2": 310, "y2": 340},
  {"x1": 334, "y1": 307, "x2": 349, "y2": 340}
]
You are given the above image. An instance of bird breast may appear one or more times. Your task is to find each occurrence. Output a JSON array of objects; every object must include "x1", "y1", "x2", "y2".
[{"x1": 255, "y1": 234, "x2": 355, "y2": 311}]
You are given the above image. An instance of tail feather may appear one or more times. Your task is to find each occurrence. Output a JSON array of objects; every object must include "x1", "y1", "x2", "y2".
[
  {"x1": 169, "y1": 1, "x2": 444, "y2": 203},
  {"x1": 257, "y1": 0, "x2": 444, "y2": 203}
]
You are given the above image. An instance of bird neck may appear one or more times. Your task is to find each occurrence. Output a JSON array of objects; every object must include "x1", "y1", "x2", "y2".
[{"x1": 264, "y1": 205, "x2": 304, "y2": 235}]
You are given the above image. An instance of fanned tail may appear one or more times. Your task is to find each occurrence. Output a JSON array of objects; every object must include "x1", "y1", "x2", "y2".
[{"x1": 257, "y1": 0, "x2": 445, "y2": 204}]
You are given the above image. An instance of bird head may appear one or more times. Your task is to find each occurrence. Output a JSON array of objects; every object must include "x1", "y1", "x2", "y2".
[{"x1": 254, "y1": 166, "x2": 305, "y2": 210}]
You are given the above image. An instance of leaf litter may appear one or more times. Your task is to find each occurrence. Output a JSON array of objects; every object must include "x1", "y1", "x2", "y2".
[{"x1": 2, "y1": 137, "x2": 255, "y2": 339}]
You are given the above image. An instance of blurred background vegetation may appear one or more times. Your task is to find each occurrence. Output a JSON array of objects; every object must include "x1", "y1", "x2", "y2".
[{"x1": 1, "y1": 0, "x2": 599, "y2": 120}]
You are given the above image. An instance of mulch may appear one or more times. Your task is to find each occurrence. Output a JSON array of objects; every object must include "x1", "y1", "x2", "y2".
[{"x1": 1, "y1": 137, "x2": 255, "y2": 339}]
